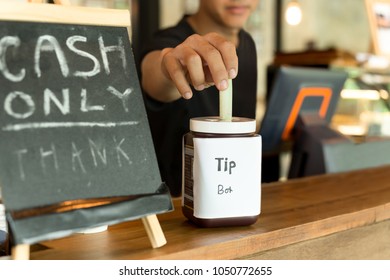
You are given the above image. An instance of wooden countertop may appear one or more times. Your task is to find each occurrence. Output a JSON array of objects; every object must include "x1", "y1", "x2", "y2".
[{"x1": 29, "y1": 165, "x2": 390, "y2": 260}]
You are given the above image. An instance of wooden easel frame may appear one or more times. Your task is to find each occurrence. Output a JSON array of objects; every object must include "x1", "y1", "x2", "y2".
[
  {"x1": 0, "y1": 1, "x2": 166, "y2": 260},
  {"x1": 1, "y1": 2, "x2": 130, "y2": 27}
]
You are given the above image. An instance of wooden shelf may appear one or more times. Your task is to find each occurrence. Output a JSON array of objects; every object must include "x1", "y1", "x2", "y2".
[{"x1": 273, "y1": 48, "x2": 358, "y2": 67}]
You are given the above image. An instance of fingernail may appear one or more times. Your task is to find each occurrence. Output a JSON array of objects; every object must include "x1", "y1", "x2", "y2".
[
  {"x1": 204, "y1": 82, "x2": 214, "y2": 89},
  {"x1": 195, "y1": 84, "x2": 205, "y2": 91},
  {"x1": 219, "y1": 79, "x2": 228, "y2": 91},
  {"x1": 183, "y1": 91, "x2": 192, "y2": 99},
  {"x1": 229, "y1": 69, "x2": 237, "y2": 79}
]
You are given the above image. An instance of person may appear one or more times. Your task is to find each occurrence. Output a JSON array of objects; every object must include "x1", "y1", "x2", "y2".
[{"x1": 139, "y1": 0, "x2": 260, "y2": 197}]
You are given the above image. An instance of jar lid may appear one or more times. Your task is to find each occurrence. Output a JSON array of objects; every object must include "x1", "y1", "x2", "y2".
[{"x1": 190, "y1": 116, "x2": 256, "y2": 134}]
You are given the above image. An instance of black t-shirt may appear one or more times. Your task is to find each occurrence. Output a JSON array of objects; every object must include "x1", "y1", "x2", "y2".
[{"x1": 140, "y1": 16, "x2": 257, "y2": 196}]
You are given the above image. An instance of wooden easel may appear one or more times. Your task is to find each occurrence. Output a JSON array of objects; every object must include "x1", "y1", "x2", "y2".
[{"x1": 1, "y1": 1, "x2": 167, "y2": 260}]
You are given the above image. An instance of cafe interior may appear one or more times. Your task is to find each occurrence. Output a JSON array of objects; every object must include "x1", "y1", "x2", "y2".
[{"x1": 1, "y1": 0, "x2": 390, "y2": 260}]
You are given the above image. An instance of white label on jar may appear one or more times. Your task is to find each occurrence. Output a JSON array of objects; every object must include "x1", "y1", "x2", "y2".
[{"x1": 193, "y1": 136, "x2": 262, "y2": 219}]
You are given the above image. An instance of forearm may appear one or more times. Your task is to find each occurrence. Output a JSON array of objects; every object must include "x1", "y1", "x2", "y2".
[{"x1": 141, "y1": 50, "x2": 182, "y2": 103}]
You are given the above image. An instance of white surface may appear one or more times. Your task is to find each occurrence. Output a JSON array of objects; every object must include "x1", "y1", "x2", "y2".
[
  {"x1": 193, "y1": 136, "x2": 261, "y2": 219},
  {"x1": 190, "y1": 117, "x2": 256, "y2": 134},
  {"x1": 77, "y1": 225, "x2": 108, "y2": 234}
]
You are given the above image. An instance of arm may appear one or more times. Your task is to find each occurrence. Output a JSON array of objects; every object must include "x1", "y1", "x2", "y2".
[{"x1": 141, "y1": 32, "x2": 238, "y2": 103}]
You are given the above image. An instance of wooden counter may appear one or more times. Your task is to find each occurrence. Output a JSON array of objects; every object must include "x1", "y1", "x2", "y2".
[{"x1": 29, "y1": 165, "x2": 390, "y2": 260}]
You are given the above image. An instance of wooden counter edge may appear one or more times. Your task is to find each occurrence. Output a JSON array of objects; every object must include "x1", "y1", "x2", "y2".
[
  {"x1": 144, "y1": 202, "x2": 390, "y2": 260},
  {"x1": 29, "y1": 165, "x2": 390, "y2": 260}
]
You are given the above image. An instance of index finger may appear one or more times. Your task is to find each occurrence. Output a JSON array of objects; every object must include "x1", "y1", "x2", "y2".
[{"x1": 204, "y1": 32, "x2": 238, "y2": 80}]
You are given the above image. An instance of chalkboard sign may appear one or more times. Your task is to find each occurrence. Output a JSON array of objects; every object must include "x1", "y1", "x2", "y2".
[{"x1": 0, "y1": 15, "x2": 172, "y2": 245}]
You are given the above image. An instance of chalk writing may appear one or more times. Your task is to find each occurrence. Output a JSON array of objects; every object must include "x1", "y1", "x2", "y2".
[
  {"x1": 0, "y1": 36, "x2": 26, "y2": 82},
  {"x1": 3, "y1": 27, "x2": 139, "y2": 180},
  {"x1": 0, "y1": 21, "x2": 164, "y2": 214},
  {"x1": 107, "y1": 86, "x2": 133, "y2": 112},
  {"x1": 2, "y1": 121, "x2": 138, "y2": 131},
  {"x1": 0, "y1": 34, "x2": 126, "y2": 81},
  {"x1": 2, "y1": 121, "x2": 138, "y2": 132},
  {"x1": 13, "y1": 136, "x2": 133, "y2": 181},
  {"x1": 0, "y1": 20, "x2": 171, "y2": 246}
]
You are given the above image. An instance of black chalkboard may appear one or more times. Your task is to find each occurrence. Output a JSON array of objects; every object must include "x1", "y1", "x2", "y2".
[{"x1": 0, "y1": 20, "x2": 172, "y2": 245}]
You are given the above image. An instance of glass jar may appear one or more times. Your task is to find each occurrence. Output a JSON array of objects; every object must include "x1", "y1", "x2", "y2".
[{"x1": 182, "y1": 116, "x2": 262, "y2": 227}]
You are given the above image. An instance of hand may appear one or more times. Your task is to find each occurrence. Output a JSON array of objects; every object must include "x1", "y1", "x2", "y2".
[{"x1": 160, "y1": 32, "x2": 238, "y2": 99}]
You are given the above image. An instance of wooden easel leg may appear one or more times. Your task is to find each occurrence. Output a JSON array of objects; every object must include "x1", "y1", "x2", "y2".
[
  {"x1": 141, "y1": 214, "x2": 167, "y2": 248},
  {"x1": 11, "y1": 244, "x2": 30, "y2": 260}
]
